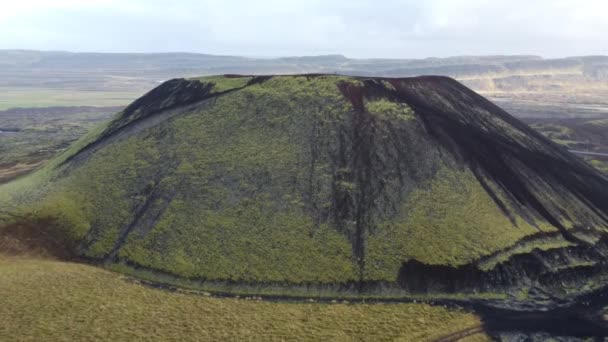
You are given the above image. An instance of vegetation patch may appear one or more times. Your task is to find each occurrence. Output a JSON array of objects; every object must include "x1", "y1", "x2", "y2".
[
  {"x1": 1, "y1": 75, "x2": 607, "y2": 295},
  {"x1": 0, "y1": 257, "x2": 489, "y2": 341},
  {"x1": 366, "y1": 168, "x2": 543, "y2": 280}
]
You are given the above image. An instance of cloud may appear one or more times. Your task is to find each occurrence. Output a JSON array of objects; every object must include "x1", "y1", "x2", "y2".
[{"x1": 0, "y1": 0, "x2": 606, "y2": 58}]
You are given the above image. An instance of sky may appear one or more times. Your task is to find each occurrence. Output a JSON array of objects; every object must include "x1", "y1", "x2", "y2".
[{"x1": 0, "y1": 0, "x2": 606, "y2": 58}]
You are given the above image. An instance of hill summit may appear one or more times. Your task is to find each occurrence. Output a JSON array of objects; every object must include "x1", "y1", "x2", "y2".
[{"x1": 2, "y1": 75, "x2": 608, "y2": 298}]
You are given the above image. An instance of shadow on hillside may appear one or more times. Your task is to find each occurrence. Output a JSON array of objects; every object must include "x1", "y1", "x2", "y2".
[{"x1": 0, "y1": 214, "x2": 77, "y2": 260}]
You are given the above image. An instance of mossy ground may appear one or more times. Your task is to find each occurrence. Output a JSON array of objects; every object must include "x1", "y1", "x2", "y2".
[
  {"x1": 1, "y1": 74, "x2": 605, "y2": 289},
  {"x1": 366, "y1": 168, "x2": 548, "y2": 280},
  {"x1": 0, "y1": 256, "x2": 490, "y2": 341}
]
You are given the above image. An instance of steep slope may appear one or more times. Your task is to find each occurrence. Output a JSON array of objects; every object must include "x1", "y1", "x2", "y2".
[{"x1": 2, "y1": 75, "x2": 608, "y2": 298}]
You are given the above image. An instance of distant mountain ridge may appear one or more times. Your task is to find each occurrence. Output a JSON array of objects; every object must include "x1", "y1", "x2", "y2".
[
  {"x1": 1, "y1": 50, "x2": 606, "y2": 91},
  {"x1": 1, "y1": 50, "x2": 604, "y2": 73}
]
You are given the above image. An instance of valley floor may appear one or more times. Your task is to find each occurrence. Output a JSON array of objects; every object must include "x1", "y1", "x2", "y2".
[{"x1": 0, "y1": 256, "x2": 489, "y2": 341}]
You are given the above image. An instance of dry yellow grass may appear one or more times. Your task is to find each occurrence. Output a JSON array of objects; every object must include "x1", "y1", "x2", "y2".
[{"x1": 0, "y1": 257, "x2": 489, "y2": 341}]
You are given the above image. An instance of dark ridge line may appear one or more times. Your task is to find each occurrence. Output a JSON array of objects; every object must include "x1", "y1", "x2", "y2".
[
  {"x1": 246, "y1": 75, "x2": 273, "y2": 85},
  {"x1": 57, "y1": 77, "x2": 268, "y2": 168},
  {"x1": 54, "y1": 74, "x2": 456, "y2": 169},
  {"x1": 474, "y1": 172, "x2": 519, "y2": 226},
  {"x1": 384, "y1": 77, "x2": 608, "y2": 240},
  {"x1": 85, "y1": 128, "x2": 186, "y2": 258},
  {"x1": 216, "y1": 73, "x2": 455, "y2": 81},
  {"x1": 443, "y1": 77, "x2": 608, "y2": 176},
  {"x1": 333, "y1": 78, "x2": 432, "y2": 285},
  {"x1": 446, "y1": 78, "x2": 607, "y2": 173},
  {"x1": 222, "y1": 74, "x2": 249, "y2": 78},
  {"x1": 100, "y1": 155, "x2": 183, "y2": 260},
  {"x1": 305, "y1": 119, "x2": 322, "y2": 238},
  {"x1": 336, "y1": 81, "x2": 372, "y2": 285},
  {"x1": 102, "y1": 185, "x2": 176, "y2": 262},
  {"x1": 451, "y1": 79, "x2": 608, "y2": 226}
]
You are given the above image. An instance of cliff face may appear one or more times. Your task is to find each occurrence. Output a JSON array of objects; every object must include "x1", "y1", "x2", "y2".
[{"x1": 2, "y1": 74, "x2": 608, "y2": 298}]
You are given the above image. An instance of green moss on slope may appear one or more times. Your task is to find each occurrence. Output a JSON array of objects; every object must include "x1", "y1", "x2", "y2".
[
  {"x1": 365, "y1": 98, "x2": 415, "y2": 122},
  {"x1": 366, "y1": 168, "x2": 545, "y2": 280},
  {"x1": 2, "y1": 74, "x2": 606, "y2": 290}
]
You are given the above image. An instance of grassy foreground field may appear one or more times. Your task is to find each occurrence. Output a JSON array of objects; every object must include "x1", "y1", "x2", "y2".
[{"x1": 0, "y1": 256, "x2": 489, "y2": 341}]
